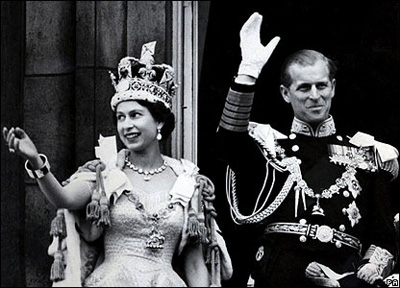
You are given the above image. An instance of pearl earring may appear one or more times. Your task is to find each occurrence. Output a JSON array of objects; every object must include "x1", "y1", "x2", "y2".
[{"x1": 156, "y1": 127, "x2": 162, "y2": 141}]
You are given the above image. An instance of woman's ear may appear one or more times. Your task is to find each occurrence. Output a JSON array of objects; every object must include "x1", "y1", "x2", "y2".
[
  {"x1": 280, "y1": 85, "x2": 291, "y2": 103},
  {"x1": 157, "y1": 122, "x2": 165, "y2": 130}
]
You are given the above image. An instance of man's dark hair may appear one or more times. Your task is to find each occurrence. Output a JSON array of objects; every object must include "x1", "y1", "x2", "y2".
[{"x1": 280, "y1": 49, "x2": 338, "y2": 87}]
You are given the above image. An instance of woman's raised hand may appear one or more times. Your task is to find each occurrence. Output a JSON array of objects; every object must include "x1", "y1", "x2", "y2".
[{"x1": 3, "y1": 127, "x2": 41, "y2": 166}]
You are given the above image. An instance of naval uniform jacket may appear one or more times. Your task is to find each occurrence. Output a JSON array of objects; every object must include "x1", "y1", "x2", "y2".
[{"x1": 216, "y1": 81, "x2": 397, "y2": 287}]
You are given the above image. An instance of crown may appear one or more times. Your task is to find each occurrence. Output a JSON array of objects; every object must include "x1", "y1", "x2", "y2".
[{"x1": 109, "y1": 41, "x2": 176, "y2": 111}]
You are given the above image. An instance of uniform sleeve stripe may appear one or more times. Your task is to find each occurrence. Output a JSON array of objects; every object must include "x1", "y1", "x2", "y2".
[
  {"x1": 219, "y1": 118, "x2": 249, "y2": 132},
  {"x1": 222, "y1": 108, "x2": 250, "y2": 119},
  {"x1": 224, "y1": 102, "x2": 253, "y2": 114},
  {"x1": 218, "y1": 87, "x2": 254, "y2": 132},
  {"x1": 226, "y1": 89, "x2": 254, "y2": 105}
]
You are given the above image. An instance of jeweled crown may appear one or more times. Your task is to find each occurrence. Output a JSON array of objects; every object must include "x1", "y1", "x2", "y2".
[{"x1": 109, "y1": 41, "x2": 176, "y2": 111}]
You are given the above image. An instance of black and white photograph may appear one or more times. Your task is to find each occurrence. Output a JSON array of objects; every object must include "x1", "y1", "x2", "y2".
[{"x1": 1, "y1": 1, "x2": 399, "y2": 287}]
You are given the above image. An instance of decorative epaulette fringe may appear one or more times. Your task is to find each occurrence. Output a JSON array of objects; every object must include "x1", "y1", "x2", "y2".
[
  {"x1": 195, "y1": 174, "x2": 221, "y2": 287},
  {"x1": 49, "y1": 209, "x2": 67, "y2": 282},
  {"x1": 86, "y1": 163, "x2": 111, "y2": 227}
]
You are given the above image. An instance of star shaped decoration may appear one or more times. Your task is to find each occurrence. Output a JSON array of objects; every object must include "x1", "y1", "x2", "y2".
[
  {"x1": 345, "y1": 201, "x2": 362, "y2": 227},
  {"x1": 348, "y1": 178, "x2": 362, "y2": 199}
]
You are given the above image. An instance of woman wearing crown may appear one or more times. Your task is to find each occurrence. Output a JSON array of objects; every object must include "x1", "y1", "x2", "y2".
[{"x1": 3, "y1": 41, "x2": 232, "y2": 287}]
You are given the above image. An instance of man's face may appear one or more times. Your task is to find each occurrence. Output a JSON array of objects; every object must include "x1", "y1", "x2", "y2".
[{"x1": 280, "y1": 59, "x2": 336, "y2": 125}]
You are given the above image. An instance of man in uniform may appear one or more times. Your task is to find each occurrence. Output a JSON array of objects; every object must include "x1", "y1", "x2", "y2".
[{"x1": 216, "y1": 12, "x2": 398, "y2": 287}]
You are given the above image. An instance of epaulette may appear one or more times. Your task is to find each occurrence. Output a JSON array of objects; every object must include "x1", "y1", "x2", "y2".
[
  {"x1": 348, "y1": 132, "x2": 399, "y2": 179},
  {"x1": 248, "y1": 121, "x2": 287, "y2": 159}
]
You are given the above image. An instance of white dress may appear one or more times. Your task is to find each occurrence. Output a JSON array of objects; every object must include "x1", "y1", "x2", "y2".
[
  {"x1": 83, "y1": 189, "x2": 187, "y2": 287},
  {"x1": 49, "y1": 155, "x2": 232, "y2": 287}
]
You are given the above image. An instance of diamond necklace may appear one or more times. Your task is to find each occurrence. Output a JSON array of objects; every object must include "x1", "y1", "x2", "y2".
[{"x1": 125, "y1": 156, "x2": 168, "y2": 181}]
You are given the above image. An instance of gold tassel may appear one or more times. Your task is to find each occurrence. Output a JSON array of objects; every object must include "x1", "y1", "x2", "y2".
[
  {"x1": 86, "y1": 161, "x2": 107, "y2": 223},
  {"x1": 188, "y1": 207, "x2": 200, "y2": 238},
  {"x1": 209, "y1": 247, "x2": 221, "y2": 287},
  {"x1": 97, "y1": 193, "x2": 111, "y2": 227},
  {"x1": 95, "y1": 165, "x2": 111, "y2": 227},
  {"x1": 195, "y1": 174, "x2": 223, "y2": 286},
  {"x1": 197, "y1": 213, "x2": 209, "y2": 244},
  {"x1": 86, "y1": 187, "x2": 101, "y2": 222},
  {"x1": 49, "y1": 212, "x2": 66, "y2": 282},
  {"x1": 50, "y1": 209, "x2": 67, "y2": 238},
  {"x1": 50, "y1": 250, "x2": 65, "y2": 282}
]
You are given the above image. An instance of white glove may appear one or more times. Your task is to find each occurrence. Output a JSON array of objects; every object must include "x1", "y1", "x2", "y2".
[{"x1": 238, "y1": 12, "x2": 280, "y2": 79}]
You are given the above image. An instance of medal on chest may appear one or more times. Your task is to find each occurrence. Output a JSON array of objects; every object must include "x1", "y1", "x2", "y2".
[{"x1": 292, "y1": 146, "x2": 367, "y2": 228}]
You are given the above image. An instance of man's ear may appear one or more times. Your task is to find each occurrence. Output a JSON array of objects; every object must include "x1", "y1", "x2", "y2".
[{"x1": 280, "y1": 85, "x2": 291, "y2": 103}]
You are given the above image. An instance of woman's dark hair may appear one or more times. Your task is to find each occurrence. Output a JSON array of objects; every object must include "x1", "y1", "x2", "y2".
[{"x1": 113, "y1": 100, "x2": 175, "y2": 139}]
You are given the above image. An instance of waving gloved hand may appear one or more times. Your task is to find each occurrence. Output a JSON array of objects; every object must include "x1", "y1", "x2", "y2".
[{"x1": 238, "y1": 12, "x2": 280, "y2": 79}]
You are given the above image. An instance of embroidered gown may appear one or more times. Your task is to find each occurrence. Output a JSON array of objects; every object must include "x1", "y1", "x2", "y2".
[
  {"x1": 54, "y1": 155, "x2": 202, "y2": 287},
  {"x1": 83, "y1": 189, "x2": 187, "y2": 287}
]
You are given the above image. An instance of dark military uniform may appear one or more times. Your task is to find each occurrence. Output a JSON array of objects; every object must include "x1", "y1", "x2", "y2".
[{"x1": 216, "y1": 82, "x2": 397, "y2": 287}]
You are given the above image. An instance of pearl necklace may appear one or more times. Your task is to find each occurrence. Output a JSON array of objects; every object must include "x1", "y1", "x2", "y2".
[{"x1": 125, "y1": 156, "x2": 168, "y2": 181}]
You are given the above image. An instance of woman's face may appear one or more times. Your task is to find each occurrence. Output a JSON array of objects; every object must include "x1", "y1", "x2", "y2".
[{"x1": 116, "y1": 100, "x2": 161, "y2": 152}]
